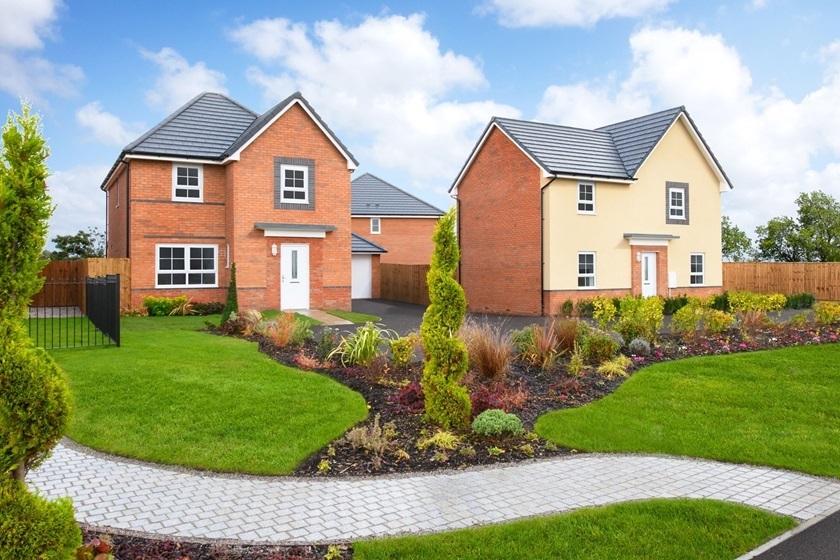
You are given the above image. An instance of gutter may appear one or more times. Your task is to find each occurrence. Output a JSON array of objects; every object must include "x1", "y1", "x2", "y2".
[{"x1": 540, "y1": 175, "x2": 559, "y2": 316}]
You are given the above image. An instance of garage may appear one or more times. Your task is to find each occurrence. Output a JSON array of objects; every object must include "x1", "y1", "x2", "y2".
[{"x1": 351, "y1": 233, "x2": 387, "y2": 299}]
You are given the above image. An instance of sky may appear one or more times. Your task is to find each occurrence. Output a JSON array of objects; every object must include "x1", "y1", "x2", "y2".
[{"x1": 2, "y1": 0, "x2": 839, "y2": 246}]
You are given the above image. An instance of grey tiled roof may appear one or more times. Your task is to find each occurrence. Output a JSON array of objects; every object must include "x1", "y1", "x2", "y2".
[
  {"x1": 125, "y1": 92, "x2": 258, "y2": 159},
  {"x1": 351, "y1": 173, "x2": 444, "y2": 216},
  {"x1": 351, "y1": 233, "x2": 387, "y2": 254},
  {"x1": 454, "y1": 106, "x2": 732, "y2": 189}
]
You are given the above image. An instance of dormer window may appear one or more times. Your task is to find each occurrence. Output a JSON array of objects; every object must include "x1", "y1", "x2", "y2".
[{"x1": 172, "y1": 164, "x2": 203, "y2": 202}]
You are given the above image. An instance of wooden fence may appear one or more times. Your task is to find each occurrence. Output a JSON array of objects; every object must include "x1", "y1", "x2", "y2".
[
  {"x1": 380, "y1": 264, "x2": 431, "y2": 306},
  {"x1": 723, "y1": 262, "x2": 840, "y2": 301},
  {"x1": 31, "y1": 258, "x2": 131, "y2": 310}
]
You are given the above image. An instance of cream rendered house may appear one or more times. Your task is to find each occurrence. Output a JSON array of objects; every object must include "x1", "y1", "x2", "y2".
[{"x1": 451, "y1": 107, "x2": 733, "y2": 316}]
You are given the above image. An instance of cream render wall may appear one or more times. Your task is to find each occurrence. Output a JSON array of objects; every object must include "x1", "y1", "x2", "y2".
[{"x1": 543, "y1": 117, "x2": 724, "y2": 293}]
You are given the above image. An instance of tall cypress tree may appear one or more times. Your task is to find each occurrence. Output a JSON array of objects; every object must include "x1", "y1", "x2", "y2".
[{"x1": 221, "y1": 262, "x2": 238, "y2": 324}]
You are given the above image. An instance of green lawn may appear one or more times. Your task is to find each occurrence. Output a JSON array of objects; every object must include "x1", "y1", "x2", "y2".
[
  {"x1": 355, "y1": 499, "x2": 794, "y2": 560},
  {"x1": 27, "y1": 316, "x2": 114, "y2": 349},
  {"x1": 325, "y1": 309, "x2": 381, "y2": 323},
  {"x1": 536, "y1": 344, "x2": 840, "y2": 478},
  {"x1": 51, "y1": 315, "x2": 368, "y2": 474},
  {"x1": 258, "y1": 310, "x2": 322, "y2": 327}
]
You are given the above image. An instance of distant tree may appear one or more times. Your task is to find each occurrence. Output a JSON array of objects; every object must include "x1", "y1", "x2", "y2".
[
  {"x1": 754, "y1": 191, "x2": 840, "y2": 262},
  {"x1": 721, "y1": 216, "x2": 753, "y2": 262},
  {"x1": 49, "y1": 227, "x2": 104, "y2": 260}
]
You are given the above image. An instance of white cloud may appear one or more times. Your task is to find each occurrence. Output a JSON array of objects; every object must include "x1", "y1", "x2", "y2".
[
  {"x1": 0, "y1": 0, "x2": 61, "y2": 49},
  {"x1": 47, "y1": 164, "x2": 109, "y2": 241},
  {"x1": 748, "y1": 0, "x2": 768, "y2": 10},
  {"x1": 479, "y1": 0, "x2": 674, "y2": 27},
  {"x1": 536, "y1": 26, "x2": 840, "y2": 236},
  {"x1": 76, "y1": 101, "x2": 142, "y2": 146},
  {"x1": 141, "y1": 47, "x2": 227, "y2": 112},
  {"x1": 0, "y1": 0, "x2": 83, "y2": 101},
  {"x1": 229, "y1": 14, "x2": 519, "y2": 189}
]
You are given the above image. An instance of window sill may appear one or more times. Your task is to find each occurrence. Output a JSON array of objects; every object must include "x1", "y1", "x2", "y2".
[
  {"x1": 155, "y1": 285, "x2": 219, "y2": 289},
  {"x1": 577, "y1": 211, "x2": 596, "y2": 216},
  {"x1": 281, "y1": 200, "x2": 309, "y2": 205},
  {"x1": 172, "y1": 198, "x2": 204, "y2": 204},
  {"x1": 576, "y1": 286, "x2": 599, "y2": 290}
]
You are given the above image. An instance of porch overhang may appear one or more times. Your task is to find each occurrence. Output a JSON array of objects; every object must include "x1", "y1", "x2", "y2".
[
  {"x1": 254, "y1": 223, "x2": 337, "y2": 239},
  {"x1": 623, "y1": 233, "x2": 680, "y2": 247}
]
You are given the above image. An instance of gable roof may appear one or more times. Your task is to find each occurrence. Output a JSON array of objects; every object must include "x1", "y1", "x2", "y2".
[
  {"x1": 351, "y1": 173, "x2": 444, "y2": 217},
  {"x1": 101, "y1": 91, "x2": 357, "y2": 190},
  {"x1": 451, "y1": 106, "x2": 733, "y2": 191},
  {"x1": 351, "y1": 232, "x2": 388, "y2": 254}
]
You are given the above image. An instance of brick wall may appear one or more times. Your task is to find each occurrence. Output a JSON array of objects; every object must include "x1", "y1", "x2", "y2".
[
  {"x1": 351, "y1": 217, "x2": 438, "y2": 264},
  {"x1": 630, "y1": 245, "x2": 670, "y2": 297},
  {"x1": 543, "y1": 289, "x2": 633, "y2": 315},
  {"x1": 457, "y1": 126, "x2": 542, "y2": 316},
  {"x1": 105, "y1": 165, "x2": 128, "y2": 258}
]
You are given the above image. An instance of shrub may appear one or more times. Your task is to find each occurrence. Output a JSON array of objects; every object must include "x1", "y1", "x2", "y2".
[
  {"x1": 785, "y1": 292, "x2": 816, "y2": 309},
  {"x1": 728, "y1": 291, "x2": 786, "y2": 314},
  {"x1": 345, "y1": 414, "x2": 396, "y2": 470},
  {"x1": 192, "y1": 301, "x2": 224, "y2": 316},
  {"x1": 552, "y1": 317, "x2": 582, "y2": 355},
  {"x1": 76, "y1": 536, "x2": 114, "y2": 560},
  {"x1": 514, "y1": 323, "x2": 556, "y2": 370},
  {"x1": 614, "y1": 296, "x2": 664, "y2": 342},
  {"x1": 238, "y1": 309, "x2": 265, "y2": 336},
  {"x1": 388, "y1": 334, "x2": 418, "y2": 368},
  {"x1": 266, "y1": 312, "x2": 296, "y2": 347},
  {"x1": 330, "y1": 322, "x2": 395, "y2": 366},
  {"x1": 711, "y1": 291, "x2": 730, "y2": 311},
  {"x1": 420, "y1": 208, "x2": 471, "y2": 428},
  {"x1": 814, "y1": 302, "x2": 840, "y2": 326},
  {"x1": 510, "y1": 325, "x2": 536, "y2": 353},
  {"x1": 460, "y1": 320, "x2": 512, "y2": 380},
  {"x1": 597, "y1": 355, "x2": 633, "y2": 379},
  {"x1": 628, "y1": 337, "x2": 651, "y2": 356},
  {"x1": 142, "y1": 295, "x2": 187, "y2": 316},
  {"x1": 787, "y1": 311, "x2": 810, "y2": 327},
  {"x1": 388, "y1": 381, "x2": 424, "y2": 415},
  {"x1": 662, "y1": 294, "x2": 690, "y2": 315},
  {"x1": 417, "y1": 430, "x2": 461, "y2": 451},
  {"x1": 316, "y1": 327, "x2": 340, "y2": 361},
  {"x1": 0, "y1": 479, "x2": 81, "y2": 559},
  {"x1": 471, "y1": 409, "x2": 523, "y2": 439},
  {"x1": 470, "y1": 385, "x2": 506, "y2": 417},
  {"x1": 567, "y1": 344, "x2": 585, "y2": 377},
  {"x1": 671, "y1": 298, "x2": 707, "y2": 335},
  {"x1": 592, "y1": 297, "x2": 617, "y2": 330},
  {"x1": 290, "y1": 317, "x2": 313, "y2": 346},
  {"x1": 119, "y1": 306, "x2": 148, "y2": 317},
  {"x1": 168, "y1": 297, "x2": 195, "y2": 316},
  {"x1": 705, "y1": 309, "x2": 735, "y2": 334},
  {"x1": 220, "y1": 262, "x2": 238, "y2": 325},
  {"x1": 559, "y1": 299, "x2": 574, "y2": 317},
  {"x1": 580, "y1": 330, "x2": 620, "y2": 363},
  {"x1": 575, "y1": 298, "x2": 595, "y2": 317}
]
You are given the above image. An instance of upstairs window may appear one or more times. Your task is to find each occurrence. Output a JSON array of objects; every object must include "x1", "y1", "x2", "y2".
[
  {"x1": 172, "y1": 165, "x2": 203, "y2": 202},
  {"x1": 280, "y1": 164, "x2": 309, "y2": 204},
  {"x1": 156, "y1": 245, "x2": 217, "y2": 288},
  {"x1": 690, "y1": 253, "x2": 705, "y2": 285},
  {"x1": 577, "y1": 183, "x2": 595, "y2": 214},
  {"x1": 578, "y1": 252, "x2": 596, "y2": 288},
  {"x1": 371, "y1": 217, "x2": 381, "y2": 234},
  {"x1": 666, "y1": 182, "x2": 689, "y2": 224}
]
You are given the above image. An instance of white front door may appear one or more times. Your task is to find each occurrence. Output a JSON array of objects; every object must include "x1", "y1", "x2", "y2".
[
  {"x1": 351, "y1": 255, "x2": 372, "y2": 299},
  {"x1": 641, "y1": 252, "x2": 657, "y2": 297},
  {"x1": 281, "y1": 244, "x2": 309, "y2": 310}
]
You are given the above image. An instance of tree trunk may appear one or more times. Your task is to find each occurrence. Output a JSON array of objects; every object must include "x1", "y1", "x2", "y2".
[{"x1": 13, "y1": 462, "x2": 26, "y2": 483}]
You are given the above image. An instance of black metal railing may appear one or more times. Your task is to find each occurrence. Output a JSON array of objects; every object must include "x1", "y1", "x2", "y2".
[{"x1": 28, "y1": 274, "x2": 121, "y2": 349}]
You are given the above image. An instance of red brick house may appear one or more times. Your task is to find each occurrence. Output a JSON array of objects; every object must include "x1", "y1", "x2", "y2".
[
  {"x1": 351, "y1": 173, "x2": 444, "y2": 266},
  {"x1": 102, "y1": 91, "x2": 373, "y2": 310},
  {"x1": 452, "y1": 107, "x2": 733, "y2": 316}
]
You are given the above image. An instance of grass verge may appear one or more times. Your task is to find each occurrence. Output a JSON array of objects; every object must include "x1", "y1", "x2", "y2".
[
  {"x1": 26, "y1": 316, "x2": 113, "y2": 349},
  {"x1": 51, "y1": 315, "x2": 367, "y2": 474},
  {"x1": 325, "y1": 310, "x2": 381, "y2": 323},
  {"x1": 536, "y1": 344, "x2": 840, "y2": 478},
  {"x1": 354, "y1": 499, "x2": 794, "y2": 560}
]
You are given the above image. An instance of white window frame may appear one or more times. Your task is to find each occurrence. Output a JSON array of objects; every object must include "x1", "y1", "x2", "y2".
[
  {"x1": 690, "y1": 253, "x2": 705, "y2": 286},
  {"x1": 370, "y1": 217, "x2": 381, "y2": 234},
  {"x1": 577, "y1": 252, "x2": 596, "y2": 289},
  {"x1": 172, "y1": 164, "x2": 204, "y2": 202},
  {"x1": 668, "y1": 186, "x2": 686, "y2": 220},
  {"x1": 155, "y1": 244, "x2": 218, "y2": 288},
  {"x1": 577, "y1": 183, "x2": 595, "y2": 214},
  {"x1": 280, "y1": 164, "x2": 309, "y2": 204}
]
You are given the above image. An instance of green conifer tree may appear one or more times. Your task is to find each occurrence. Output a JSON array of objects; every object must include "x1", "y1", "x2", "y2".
[{"x1": 221, "y1": 262, "x2": 239, "y2": 324}]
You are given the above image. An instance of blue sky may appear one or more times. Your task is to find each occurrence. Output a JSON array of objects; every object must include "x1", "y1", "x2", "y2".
[{"x1": 2, "y1": 0, "x2": 839, "y2": 244}]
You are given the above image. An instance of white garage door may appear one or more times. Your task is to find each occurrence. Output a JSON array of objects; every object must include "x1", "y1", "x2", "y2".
[{"x1": 351, "y1": 255, "x2": 372, "y2": 299}]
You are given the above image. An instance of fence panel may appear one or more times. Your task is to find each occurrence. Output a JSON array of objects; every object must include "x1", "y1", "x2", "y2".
[
  {"x1": 723, "y1": 262, "x2": 840, "y2": 301},
  {"x1": 32, "y1": 258, "x2": 131, "y2": 311},
  {"x1": 380, "y1": 264, "x2": 431, "y2": 306}
]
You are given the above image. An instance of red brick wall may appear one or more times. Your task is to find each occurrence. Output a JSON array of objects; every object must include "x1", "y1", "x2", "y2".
[
  {"x1": 228, "y1": 103, "x2": 352, "y2": 311},
  {"x1": 351, "y1": 217, "x2": 438, "y2": 264},
  {"x1": 543, "y1": 289, "x2": 632, "y2": 315},
  {"x1": 457, "y1": 127, "x2": 542, "y2": 316},
  {"x1": 105, "y1": 165, "x2": 128, "y2": 258},
  {"x1": 630, "y1": 245, "x2": 670, "y2": 297},
  {"x1": 127, "y1": 160, "x2": 227, "y2": 307}
]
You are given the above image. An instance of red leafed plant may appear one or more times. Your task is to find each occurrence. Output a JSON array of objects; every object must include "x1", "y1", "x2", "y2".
[{"x1": 76, "y1": 536, "x2": 114, "y2": 560}]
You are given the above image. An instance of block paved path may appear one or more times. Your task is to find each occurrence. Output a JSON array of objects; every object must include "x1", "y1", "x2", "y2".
[{"x1": 28, "y1": 442, "x2": 840, "y2": 544}]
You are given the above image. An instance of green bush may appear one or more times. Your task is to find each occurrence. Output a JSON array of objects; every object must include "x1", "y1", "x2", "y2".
[
  {"x1": 389, "y1": 335, "x2": 417, "y2": 368},
  {"x1": 421, "y1": 208, "x2": 471, "y2": 428},
  {"x1": 192, "y1": 301, "x2": 224, "y2": 315},
  {"x1": 662, "y1": 294, "x2": 690, "y2": 315},
  {"x1": 0, "y1": 479, "x2": 81, "y2": 559},
  {"x1": 614, "y1": 296, "x2": 664, "y2": 343},
  {"x1": 628, "y1": 337, "x2": 651, "y2": 356},
  {"x1": 580, "y1": 330, "x2": 620, "y2": 363},
  {"x1": 471, "y1": 409, "x2": 523, "y2": 439},
  {"x1": 220, "y1": 262, "x2": 238, "y2": 325},
  {"x1": 0, "y1": 337, "x2": 71, "y2": 478},
  {"x1": 592, "y1": 297, "x2": 617, "y2": 330},
  {"x1": 671, "y1": 297, "x2": 709, "y2": 335},
  {"x1": 510, "y1": 325, "x2": 537, "y2": 355},
  {"x1": 316, "y1": 327, "x2": 340, "y2": 361},
  {"x1": 710, "y1": 291, "x2": 730, "y2": 311},
  {"x1": 559, "y1": 299, "x2": 574, "y2": 317},
  {"x1": 330, "y1": 322, "x2": 396, "y2": 367},
  {"x1": 814, "y1": 302, "x2": 840, "y2": 326},
  {"x1": 141, "y1": 295, "x2": 187, "y2": 316},
  {"x1": 705, "y1": 309, "x2": 735, "y2": 334},
  {"x1": 785, "y1": 292, "x2": 816, "y2": 309},
  {"x1": 290, "y1": 318, "x2": 313, "y2": 346},
  {"x1": 575, "y1": 298, "x2": 595, "y2": 317}
]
